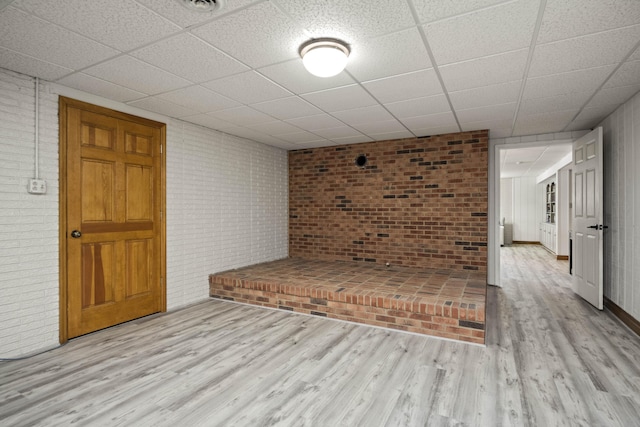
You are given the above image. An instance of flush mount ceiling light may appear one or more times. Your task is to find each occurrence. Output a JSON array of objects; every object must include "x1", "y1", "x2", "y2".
[
  {"x1": 299, "y1": 38, "x2": 350, "y2": 78},
  {"x1": 178, "y1": 0, "x2": 225, "y2": 13}
]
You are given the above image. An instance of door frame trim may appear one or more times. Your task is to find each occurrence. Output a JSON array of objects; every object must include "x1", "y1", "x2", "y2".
[{"x1": 58, "y1": 96, "x2": 167, "y2": 343}]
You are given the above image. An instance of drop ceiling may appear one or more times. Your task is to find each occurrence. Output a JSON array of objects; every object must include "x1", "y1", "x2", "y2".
[
  {"x1": 500, "y1": 143, "x2": 572, "y2": 178},
  {"x1": 1, "y1": 0, "x2": 639, "y2": 151}
]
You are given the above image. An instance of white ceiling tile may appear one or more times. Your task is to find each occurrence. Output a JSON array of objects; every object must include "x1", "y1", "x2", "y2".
[
  {"x1": 575, "y1": 105, "x2": 611, "y2": 129},
  {"x1": 449, "y1": 81, "x2": 521, "y2": 110},
  {"x1": 302, "y1": 85, "x2": 377, "y2": 112},
  {"x1": 84, "y1": 56, "x2": 192, "y2": 95},
  {"x1": 368, "y1": 130, "x2": 415, "y2": 140},
  {"x1": 247, "y1": 121, "x2": 302, "y2": 136},
  {"x1": 330, "y1": 135, "x2": 374, "y2": 145},
  {"x1": 461, "y1": 119, "x2": 512, "y2": 133},
  {"x1": 135, "y1": 0, "x2": 261, "y2": 28},
  {"x1": 346, "y1": 27, "x2": 432, "y2": 82},
  {"x1": 412, "y1": 0, "x2": 514, "y2": 24},
  {"x1": 384, "y1": 95, "x2": 451, "y2": 119},
  {"x1": 128, "y1": 97, "x2": 196, "y2": 118},
  {"x1": 513, "y1": 110, "x2": 577, "y2": 136},
  {"x1": 274, "y1": 0, "x2": 414, "y2": 41},
  {"x1": 401, "y1": 111, "x2": 459, "y2": 133},
  {"x1": 202, "y1": 71, "x2": 292, "y2": 105},
  {"x1": 192, "y1": 2, "x2": 306, "y2": 68},
  {"x1": 311, "y1": 126, "x2": 364, "y2": 139},
  {"x1": 131, "y1": 34, "x2": 248, "y2": 83},
  {"x1": 412, "y1": 124, "x2": 462, "y2": 138},
  {"x1": 519, "y1": 92, "x2": 592, "y2": 115},
  {"x1": 285, "y1": 114, "x2": 346, "y2": 131},
  {"x1": 0, "y1": 7, "x2": 119, "y2": 70},
  {"x1": 259, "y1": 59, "x2": 355, "y2": 94},
  {"x1": 251, "y1": 97, "x2": 322, "y2": 120},
  {"x1": 181, "y1": 113, "x2": 235, "y2": 130},
  {"x1": 274, "y1": 130, "x2": 326, "y2": 143},
  {"x1": 440, "y1": 49, "x2": 529, "y2": 92},
  {"x1": 221, "y1": 126, "x2": 288, "y2": 145},
  {"x1": 604, "y1": 60, "x2": 640, "y2": 88},
  {"x1": 457, "y1": 103, "x2": 516, "y2": 124},
  {"x1": 0, "y1": 46, "x2": 73, "y2": 80},
  {"x1": 13, "y1": 0, "x2": 181, "y2": 51},
  {"x1": 207, "y1": 106, "x2": 276, "y2": 126},
  {"x1": 58, "y1": 73, "x2": 145, "y2": 102},
  {"x1": 537, "y1": 0, "x2": 640, "y2": 44},
  {"x1": 522, "y1": 65, "x2": 615, "y2": 99},
  {"x1": 352, "y1": 119, "x2": 408, "y2": 136},
  {"x1": 588, "y1": 85, "x2": 640, "y2": 108},
  {"x1": 158, "y1": 85, "x2": 241, "y2": 112},
  {"x1": 331, "y1": 105, "x2": 395, "y2": 125},
  {"x1": 425, "y1": 0, "x2": 539, "y2": 65},
  {"x1": 362, "y1": 69, "x2": 442, "y2": 104},
  {"x1": 529, "y1": 25, "x2": 640, "y2": 77}
]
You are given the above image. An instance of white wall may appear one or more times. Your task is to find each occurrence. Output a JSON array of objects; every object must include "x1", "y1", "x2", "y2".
[
  {"x1": 500, "y1": 176, "x2": 539, "y2": 242},
  {"x1": 600, "y1": 90, "x2": 640, "y2": 321},
  {"x1": 499, "y1": 178, "x2": 513, "y2": 225},
  {"x1": 0, "y1": 70, "x2": 59, "y2": 357},
  {"x1": 0, "y1": 69, "x2": 289, "y2": 358}
]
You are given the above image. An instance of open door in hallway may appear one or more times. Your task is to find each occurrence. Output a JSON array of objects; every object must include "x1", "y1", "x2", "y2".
[
  {"x1": 60, "y1": 97, "x2": 166, "y2": 340},
  {"x1": 571, "y1": 127, "x2": 604, "y2": 310}
]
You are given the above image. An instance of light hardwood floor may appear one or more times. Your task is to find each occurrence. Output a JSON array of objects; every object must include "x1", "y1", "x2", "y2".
[{"x1": 1, "y1": 245, "x2": 639, "y2": 426}]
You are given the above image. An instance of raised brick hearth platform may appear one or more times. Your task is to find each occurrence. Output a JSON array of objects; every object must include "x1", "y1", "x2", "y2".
[{"x1": 209, "y1": 258, "x2": 486, "y2": 344}]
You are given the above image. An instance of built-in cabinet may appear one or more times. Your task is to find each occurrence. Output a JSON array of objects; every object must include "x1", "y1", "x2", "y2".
[
  {"x1": 540, "y1": 222, "x2": 557, "y2": 253},
  {"x1": 545, "y1": 181, "x2": 556, "y2": 224},
  {"x1": 540, "y1": 176, "x2": 559, "y2": 254}
]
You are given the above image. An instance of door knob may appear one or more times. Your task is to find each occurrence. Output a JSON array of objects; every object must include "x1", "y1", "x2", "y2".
[
  {"x1": 70, "y1": 230, "x2": 82, "y2": 238},
  {"x1": 587, "y1": 225, "x2": 598, "y2": 229}
]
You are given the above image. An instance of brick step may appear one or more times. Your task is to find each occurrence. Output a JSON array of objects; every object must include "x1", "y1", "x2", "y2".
[{"x1": 209, "y1": 258, "x2": 485, "y2": 344}]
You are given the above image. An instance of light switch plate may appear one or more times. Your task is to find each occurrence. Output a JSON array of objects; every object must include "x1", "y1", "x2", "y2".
[{"x1": 28, "y1": 179, "x2": 47, "y2": 194}]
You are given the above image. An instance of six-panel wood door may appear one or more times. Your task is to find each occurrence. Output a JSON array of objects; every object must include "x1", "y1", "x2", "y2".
[
  {"x1": 61, "y1": 98, "x2": 165, "y2": 339},
  {"x1": 572, "y1": 127, "x2": 603, "y2": 310}
]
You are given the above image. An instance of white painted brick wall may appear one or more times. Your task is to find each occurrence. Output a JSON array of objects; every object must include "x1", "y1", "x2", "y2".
[
  {"x1": 0, "y1": 68, "x2": 288, "y2": 358},
  {"x1": 0, "y1": 69, "x2": 59, "y2": 358},
  {"x1": 165, "y1": 121, "x2": 288, "y2": 309}
]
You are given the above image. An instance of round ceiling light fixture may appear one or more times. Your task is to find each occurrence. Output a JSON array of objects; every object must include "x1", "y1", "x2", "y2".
[
  {"x1": 178, "y1": 0, "x2": 225, "y2": 13},
  {"x1": 299, "y1": 38, "x2": 350, "y2": 78}
]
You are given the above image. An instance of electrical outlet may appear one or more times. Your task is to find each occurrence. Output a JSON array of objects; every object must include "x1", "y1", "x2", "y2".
[{"x1": 28, "y1": 179, "x2": 47, "y2": 194}]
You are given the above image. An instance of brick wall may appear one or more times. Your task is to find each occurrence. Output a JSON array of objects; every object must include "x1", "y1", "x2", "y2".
[{"x1": 289, "y1": 131, "x2": 488, "y2": 272}]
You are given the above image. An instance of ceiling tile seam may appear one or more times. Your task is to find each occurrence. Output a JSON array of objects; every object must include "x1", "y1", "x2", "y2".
[
  {"x1": 535, "y1": 22, "x2": 640, "y2": 48},
  {"x1": 563, "y1": 38, "x2": 640, "y2": 132},
  {"x1": 0, "y1": 45, "x2": 76, "y2": 74},
  {"x1": 0, "y1": 0, "x2": 14, "y2": 13},
  {"x1": 406, "y1": 0, "x2": 461, "y2": 133},
  {"x1": 44, "y1": 1, "x2": 259, "y2": 85},
  {"x1": 341, "y1": 70, "x2": 417, "y2": 138},
  {"x1": 409, "y1": 0, "x2": 519, "y2": 26},
  {"x1": 509, "y1": 0, "x2": 547, "y2": 138}
]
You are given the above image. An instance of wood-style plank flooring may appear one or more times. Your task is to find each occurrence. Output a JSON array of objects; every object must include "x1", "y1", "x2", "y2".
[{"x1": 1, "y1": 245, "x2": 639, "y2": 426}]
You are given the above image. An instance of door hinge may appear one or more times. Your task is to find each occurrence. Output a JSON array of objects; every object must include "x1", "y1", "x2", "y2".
[{"x1": 160, "y1": 144, "x2": 163, "y2": 154}]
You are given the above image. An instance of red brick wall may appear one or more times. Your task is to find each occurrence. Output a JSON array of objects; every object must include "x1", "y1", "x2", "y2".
[{"x1": 288, "y1": 130, "x2": 488, "y2": 272}]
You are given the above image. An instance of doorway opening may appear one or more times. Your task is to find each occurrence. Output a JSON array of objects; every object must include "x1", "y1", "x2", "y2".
[{"x1": 491, "y1": 139, "x2": 574, "y2": 287}]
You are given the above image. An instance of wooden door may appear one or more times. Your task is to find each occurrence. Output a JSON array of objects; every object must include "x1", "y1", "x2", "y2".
[
  {"x1": 571, "y1": 127, "x2": 604, "y2": 310},
  {"x1": 60, "y1": 97, "x2": 166, "y2": 340}
]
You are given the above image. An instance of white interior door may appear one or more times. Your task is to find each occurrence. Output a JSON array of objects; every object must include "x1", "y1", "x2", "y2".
[{"x1": 571, "y1": 127, "x2": 604, "y2": 309}]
